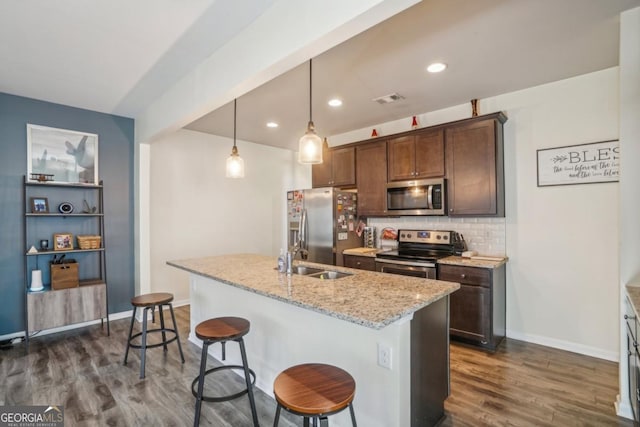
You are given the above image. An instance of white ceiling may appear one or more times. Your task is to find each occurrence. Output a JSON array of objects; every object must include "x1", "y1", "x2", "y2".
[{"x1": 1, "y1": 0, "x2": 638, "y2": 150}]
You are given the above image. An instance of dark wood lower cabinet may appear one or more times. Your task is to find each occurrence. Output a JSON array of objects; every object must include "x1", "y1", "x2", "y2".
[
  {"x1": 438, "y1": 263, "x2": 505, "y2": 351},
  {"x1": 343, "y1": 254, "x2": 376, "y2": 271}
]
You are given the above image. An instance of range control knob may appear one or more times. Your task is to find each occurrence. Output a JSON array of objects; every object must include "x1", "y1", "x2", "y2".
[
  {"x1": 436, "y1": 235, "x2": 441, "y2": 240},
  {"x1": 401, "y1": 233, "x2": 405, "y2": 238},
  {"x1": 443, "y1": 235, "x2": 448, "y2": 240},
  {"x1": 407, "y1": 233, "x2": 412, "y2": 238}
]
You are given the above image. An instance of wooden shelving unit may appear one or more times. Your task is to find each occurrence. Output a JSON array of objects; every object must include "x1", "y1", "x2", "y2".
[{"x1": 22, "y1": 176, "x2": 109, "y2": 343}]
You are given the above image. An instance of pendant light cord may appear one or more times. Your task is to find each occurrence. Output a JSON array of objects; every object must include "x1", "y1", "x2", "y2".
[
  {"x1": 309, "y1": 58, "x2": 313, "y2": 123},
  {"x1": 233, "y1": 98, "x2": 237, "y2": 148}
]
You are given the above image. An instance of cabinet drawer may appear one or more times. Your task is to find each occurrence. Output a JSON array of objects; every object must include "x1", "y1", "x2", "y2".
[
  {"x1": 344, "y1": 255, "x2": 376, "y2": 271},
  {"x1": 438, "y1": 265, "x2": 491, "y2": 287}
]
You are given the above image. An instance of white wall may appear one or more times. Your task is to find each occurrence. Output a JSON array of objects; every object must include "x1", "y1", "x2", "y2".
[
  {"x1": 148, "y1": 129, "x2": 301, "y2": 302},
  {"x1": 618, "y1": 6, "x2": 640, "y2": 419},
  {"x1": 332, "y1": 67, "x2": 621, "y2": 360}
]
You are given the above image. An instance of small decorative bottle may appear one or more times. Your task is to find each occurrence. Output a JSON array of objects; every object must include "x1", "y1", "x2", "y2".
[
  {"x1": 277, "y1": 249, "x2": 286, "y2": 273},
  {"x1": 411, "y1": 116, "x2": 418, "y2": 129}
]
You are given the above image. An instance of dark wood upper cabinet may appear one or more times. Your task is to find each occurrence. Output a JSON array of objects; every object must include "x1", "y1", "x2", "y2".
[
  {"x1": 445, "y1": 114, "x2": 506, "y2": 216},
  {"x1": 356, "y1": 140, "x2": 387, "y2": 216},
  {"x1": 312, "y1": 146, "x2": 355, "y2": 188},
  {"x1": 388, "y1": 129, "x2": 444, "y2": 181}
]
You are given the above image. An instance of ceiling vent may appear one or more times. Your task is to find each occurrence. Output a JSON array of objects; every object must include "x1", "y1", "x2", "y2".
[{"x1": 372, "y1": 93, "x2": 405, "y2": 104}]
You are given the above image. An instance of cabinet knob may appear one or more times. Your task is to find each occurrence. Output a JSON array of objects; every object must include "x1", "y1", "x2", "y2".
[
  {"x1": 460, "y1": 274, "x2": 466, "y2": 279},
  {"x1": 449, "y1": 208, "x2": 454, "y2": 212},
  {"x1": 356, "y1": 262, "x2": 361, "y2": 266}
]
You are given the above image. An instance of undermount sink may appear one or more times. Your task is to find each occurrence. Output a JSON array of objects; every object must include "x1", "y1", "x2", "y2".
[
  {"x1": 308, "y1": 270, "x2": 353, "y2": 280},
  {"x1": 291, "y1": 266, "x2": 325, "y2": 275}
]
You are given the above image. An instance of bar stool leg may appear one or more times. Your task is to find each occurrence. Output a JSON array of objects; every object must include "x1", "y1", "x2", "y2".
[
  {"x1": 159, "y1": 304, "x2": 168, "y2": 352},
  {"x1": 349, "y1": 403, "x2": 357, "y2": 427},
  {"x1": 303, "y1": 417, "x2": 310, "y2": 427},
  {"x1": 319, "y1": 417, "x2": 328, "y2": 427},
  {"x1": 273, "y1": 404, "x2": 281, "y2": 427},
  {"x1": 194, "y1": 341, "x2": 210, "y2": 427},
  {"x1": 168, "y1": 303, "x2": 185, "y2": 363},
  {"x1": 239, "y1": 338, "x2": 259, "y2": 427},
  {"x1": 140, "y1": 307, "x2": 149, "y2": 379},
  {"x1": 123, "y1": 306, "x2": 136, "y2": 365}
]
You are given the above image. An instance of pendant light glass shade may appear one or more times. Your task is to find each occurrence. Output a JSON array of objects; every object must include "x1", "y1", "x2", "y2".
[
  {"x1": 226, "y1": 99, "x2": 245, "y2": 178},
  {"x1": 298, "y1": 59, "x2": 323, "y2": 164}
]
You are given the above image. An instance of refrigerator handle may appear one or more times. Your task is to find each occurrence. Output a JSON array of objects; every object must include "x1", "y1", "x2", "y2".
[{"x1": 299, "y1": 208, "x2": 309, "y2": 260}]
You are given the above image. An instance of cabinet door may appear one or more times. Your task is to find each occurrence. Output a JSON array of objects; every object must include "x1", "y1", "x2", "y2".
[
  {"x1": 312, "y1": 148, "x2": 333, "y2": 187},
  {"x1": 629, "y1": 331, "x2": 640, "y2": 421},
  {"x1": 356, "y1": 140, "x2": 388, "y2": 216},
  {"x1": 331, "y1": 147, "x2": 356, "y2": 187},
  {"x1": 446, "y1": 119, "x2": 500, "y2": 216},
  {"x1": 343, "y1": 255, "x2": 376, "y2": 271},
  {"x1": 449, "y1": 284, "x2": 491, "y2": 344},
  {"x1": 387, "y1": 135, "x2": 416, "y2": 181},
  {"x1": 415, "y1": 129, "x2": 445, "y2": 178}
]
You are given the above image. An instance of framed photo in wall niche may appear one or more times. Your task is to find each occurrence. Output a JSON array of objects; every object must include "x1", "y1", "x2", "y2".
[
  {"x1": 27, "y1": 124, "x2": 99, "y2": 184},
  {"x1": 536, "y1": 140, "x2": 619, "y2": 187}
]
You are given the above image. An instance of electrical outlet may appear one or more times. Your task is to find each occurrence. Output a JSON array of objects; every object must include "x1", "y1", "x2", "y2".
[{"x1": 377, "y1": 343, "x2": 392, "y2": 369}]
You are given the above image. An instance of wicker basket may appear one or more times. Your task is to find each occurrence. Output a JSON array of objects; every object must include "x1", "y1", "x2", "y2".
[{"x1": 77, "y1": 235, "x2": 102, "y2": 249}]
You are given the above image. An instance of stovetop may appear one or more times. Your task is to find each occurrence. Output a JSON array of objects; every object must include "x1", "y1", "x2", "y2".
[{"x1": 375, "y1": 229, "x2": 467, "y2": 263}]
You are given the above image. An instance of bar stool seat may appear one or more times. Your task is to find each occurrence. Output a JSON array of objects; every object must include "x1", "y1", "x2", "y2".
[
  {"x1": 192, "y1": 317, "x2": 259, "y2": 427},
  {"x1": 123, "y1": 292, "x2": 185, "y2": 379},
  {"x1": 273, "y1": 363, "x2": 357, "y2": 427}
]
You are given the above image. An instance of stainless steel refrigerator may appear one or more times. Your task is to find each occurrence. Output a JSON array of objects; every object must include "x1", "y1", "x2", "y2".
[{"x1": 287, "y1": 188, "x2": 362, "y2": 266}]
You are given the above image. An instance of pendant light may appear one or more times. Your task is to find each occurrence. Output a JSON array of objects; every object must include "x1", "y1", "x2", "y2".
[
  {"x1": 298, "y1": 59, "x2": 323, "y2": 164},
  {"x1": 226, "y1": 99, "x2": 245, "y2": 178}
]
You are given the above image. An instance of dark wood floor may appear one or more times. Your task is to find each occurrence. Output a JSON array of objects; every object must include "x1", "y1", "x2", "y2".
[{"x1": 0, "y1": 306, "x2": 633, "y2": 426}]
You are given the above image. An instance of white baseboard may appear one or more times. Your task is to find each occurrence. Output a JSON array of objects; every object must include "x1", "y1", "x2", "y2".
[
  {"x1": 506, "y1": 329, "x2": 618, "y2": 362},
  {"x1": 0, "y1": 309, "x2": 133, "y2": 343}
]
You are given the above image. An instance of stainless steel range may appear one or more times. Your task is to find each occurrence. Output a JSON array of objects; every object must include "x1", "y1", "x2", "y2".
[{"x1": 375, "y1": 229, "x2": 467, "y2": 278}]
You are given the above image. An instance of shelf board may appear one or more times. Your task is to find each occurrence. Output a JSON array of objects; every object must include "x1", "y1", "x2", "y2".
[
  {"x1": 25, "y1": 213, "x2": 103, "y2": 217},
  {"x1": 27, "y1": 279, "x2": 106, "y2": 294},
  {"x1": 26, "y1": 248, "x2": 104, "y2": 256},
  {"x1": 25, "y1": 180, "x2": 102, "y2": 189}
]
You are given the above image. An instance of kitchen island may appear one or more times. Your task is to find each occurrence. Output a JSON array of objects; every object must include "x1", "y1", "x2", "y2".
[{"x1": 168, "y1": 254, "x2": 459, "y2": 427}]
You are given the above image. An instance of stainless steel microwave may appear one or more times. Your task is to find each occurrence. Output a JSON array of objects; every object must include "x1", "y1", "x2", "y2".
[{"x1": 386, "y1": 178, "x2": 446, "y2": 215}]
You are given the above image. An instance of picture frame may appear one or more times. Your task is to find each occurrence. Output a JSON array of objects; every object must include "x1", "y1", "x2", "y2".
[
  {"x1": 536, "y1": 140, "x2": 619, "y2": 187},
  {"x1": 53, "y1": 233, "x2": 74, "y2": 251},
  {"x1": 27, "y1": 124, "x2": 99, "y2": 184},
  {"x1": 30, "y1": 197, "x2": 49, "y2": 214}
]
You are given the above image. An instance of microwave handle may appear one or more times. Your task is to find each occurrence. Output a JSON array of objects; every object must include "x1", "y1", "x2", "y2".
[{"x1": 427, "y1": 185, "x2": 433, "y2": 209}]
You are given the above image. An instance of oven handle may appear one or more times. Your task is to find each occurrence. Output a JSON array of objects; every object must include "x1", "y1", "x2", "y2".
[{"x1": 374, "y1": 258, "x2": 436, "y2": 268}]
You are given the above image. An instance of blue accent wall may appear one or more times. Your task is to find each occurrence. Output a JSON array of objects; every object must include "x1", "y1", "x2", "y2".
[{"x1": 0, "y1": 93, "x2": 135, "y2": 335}]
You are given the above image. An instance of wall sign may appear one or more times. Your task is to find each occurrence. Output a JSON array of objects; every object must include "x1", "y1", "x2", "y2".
[{"x1": 536, "y1": 140, "x2": 619, "y2": 187}]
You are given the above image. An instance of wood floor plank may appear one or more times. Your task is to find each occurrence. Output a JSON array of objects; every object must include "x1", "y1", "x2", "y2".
[{"x1": 0, "y1": 306, "x2": 633, "y2": 426}]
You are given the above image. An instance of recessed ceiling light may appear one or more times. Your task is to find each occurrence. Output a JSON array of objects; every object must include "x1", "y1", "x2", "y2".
[
  {"x1": 328, "y1": 98, "x2": 343, "y2": 107},
  {"x1": 427, "y1": 62, "x2": 447, "y2": 73},
  {"x1": 266, "y1": 122, "x2": 278, "y2": 128}
]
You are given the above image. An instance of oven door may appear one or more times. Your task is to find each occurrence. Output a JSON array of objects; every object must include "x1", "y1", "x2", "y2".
[{"x1": 375, "y1": 258, "x2": 436, "y2": 279}]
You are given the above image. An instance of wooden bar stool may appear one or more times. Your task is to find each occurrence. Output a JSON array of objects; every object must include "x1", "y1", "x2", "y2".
[
  {"x1": 192, "y1": 317, "x2": 259, "y2": 427},
  {"x1": 123, "y1": 292, "x2": 185, "y2": 379},
  {"x1": 273, "y1": 363, "x2": 357, "y2": 427}
]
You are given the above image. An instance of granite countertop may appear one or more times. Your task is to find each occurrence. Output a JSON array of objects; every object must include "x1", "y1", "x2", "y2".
[
  {"x1": 342, "y1": 247, "x2": 381, "y2": 257},
  {"x1": 627, "y1": 284, "x2": 640, "y2": 316},
  {"x1": 168, "y1": 254, "x2": 459, "y2": 330},
  {"x1": 438, "y1": 255, "x2": 508, "y2": 269}
]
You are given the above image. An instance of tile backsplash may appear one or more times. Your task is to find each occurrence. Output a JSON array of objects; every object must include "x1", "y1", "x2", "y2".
[{"x1": 367, "y1": 216, "x2": 506, "y2": 256}]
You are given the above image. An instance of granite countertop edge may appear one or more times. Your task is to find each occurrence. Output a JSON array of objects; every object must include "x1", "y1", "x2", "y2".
[
  {"x1": 437, "y1": 255, "x2": 508, "y2": 269},
  {"x1": 167, "y1": 256, "x2": 459, "y2": 330}
]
